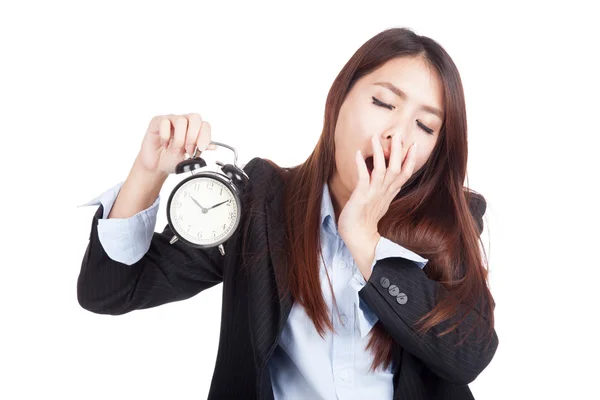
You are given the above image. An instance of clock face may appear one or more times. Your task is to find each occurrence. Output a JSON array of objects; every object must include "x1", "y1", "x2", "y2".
[{"x1": 168, "y1": 176, "x2": 240, "y2": 247}]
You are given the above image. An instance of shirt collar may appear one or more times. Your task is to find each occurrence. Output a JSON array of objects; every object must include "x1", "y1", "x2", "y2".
[{"x1": 320, "y1": 182, "x2": 337, "y2": 235}]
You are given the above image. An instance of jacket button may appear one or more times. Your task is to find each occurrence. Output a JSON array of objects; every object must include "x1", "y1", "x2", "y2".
[
  {"x1": 379, "y1": 277, "x2": 390, "y2": 289},
  {"x1": 388, "y1": 285, "x2": 400, "y2": 296},
  {"x1": 396, "y1": 293, "x2": 408, "y2": 304}
]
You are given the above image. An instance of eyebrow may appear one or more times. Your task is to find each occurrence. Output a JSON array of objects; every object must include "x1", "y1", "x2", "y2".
[{"x1": 374, "y1": 81, "x2": 444, "y2": 119}]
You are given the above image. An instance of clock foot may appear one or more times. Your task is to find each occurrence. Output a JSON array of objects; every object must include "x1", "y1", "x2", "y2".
[
  {"x1": 218, "y1": 244, "x2": 225, "y2": 256},
  {"x1": 169, "y1": 235, "x2": 179, "y2": 244}
]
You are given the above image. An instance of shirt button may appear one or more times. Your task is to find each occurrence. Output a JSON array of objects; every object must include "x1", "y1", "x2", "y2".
[
  {"x1": 340, "y1": 314, "x2": 348, "y2": 324},
  {"x1": 338, "y1": 261, "x2": 347, "y2": 268},
  {"x1": 340, "y1": 370, "x2": 348, "y2": 381}
]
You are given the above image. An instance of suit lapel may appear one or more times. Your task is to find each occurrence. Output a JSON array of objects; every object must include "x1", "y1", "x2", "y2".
[
  {"x1": 250, "y1": 175, "x2": 294, "y2": 371},
  {"x1": 265, "y1": 187, "x2": 294, "y2": 326}
]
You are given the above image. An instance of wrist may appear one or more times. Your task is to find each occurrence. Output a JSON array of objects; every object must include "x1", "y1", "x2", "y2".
[
  {"x1": 132, "y1": 153, "x2": 169, "y2": 183},
  {"x1": 346, "y1": 232, "x2": 381, "y2": 282},
  {"x1": 343, "y1": 230, "x2": 380, "y2": 249}
]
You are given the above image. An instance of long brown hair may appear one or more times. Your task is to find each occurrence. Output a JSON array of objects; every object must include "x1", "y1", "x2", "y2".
[{"x1": 255, "y1": 27, "x2": 495, "y2": 372}]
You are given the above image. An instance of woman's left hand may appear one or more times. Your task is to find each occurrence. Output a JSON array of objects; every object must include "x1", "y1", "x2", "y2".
[{"x1": 338, "y1": 134, "x2": 418, "y2": 276}]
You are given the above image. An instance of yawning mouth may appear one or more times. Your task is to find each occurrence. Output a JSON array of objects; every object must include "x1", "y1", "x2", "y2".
[{"x1": 365, "y1": 156, "x2": 390, "y2": 174}]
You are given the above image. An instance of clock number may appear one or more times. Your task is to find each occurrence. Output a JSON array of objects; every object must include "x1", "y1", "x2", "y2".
[
  {"x1": 176, "y1": 201, "x2": 182, "y2": 208},
  {"x1": 228, "y1": 212, "x2": 234, "y2": 219},
  {"x1": 212, "y1": 230, "x2": 217, "y2": 238},
  {"x1": 194, "y1": 183, "x2": 200, "y2": 191},
  {"x1": 187, "y1": 224, "x2": 192, "y2": 232},
  {"x1": 207, "y1": 181, "x2": 214, "y2": 190},
  {"x1": 222, "y1": 224, "x2": 226, "y2": 230},
  {"x1": 183, "y1": 191, "x2": 190, "y2": 198}
]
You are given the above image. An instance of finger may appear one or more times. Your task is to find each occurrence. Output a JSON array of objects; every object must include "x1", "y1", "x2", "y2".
[
  {"x1": 170, "y1": 115, "x2": 188, "y2": 154},
  {"x1": 384, "y1": 132, "x2": 403, "y2": 189},
  {"x1": 388, "y1": 133, "x2": 402, "y2": 175},
  {"x1": 158, "y1": 116, "x2": 171, "y2": 148},
  {"x1": 196, "y1": 120, "x2": 213, "y2": 152},
  {"x1": 355, "y1": 150, "x2": 369, "y2": 193},
  {"x1": 184, "y1": 113, "x2": 202, "y2": 155},
  {"x1": 147, "y1": 115, "x2": 164, "y2": 136},
  {"x1": 400, "y1": 142, "x2": 418, "y2": 181},
  {"x1": 371, "y1": 135, "x2": 386, "y2": 186}
]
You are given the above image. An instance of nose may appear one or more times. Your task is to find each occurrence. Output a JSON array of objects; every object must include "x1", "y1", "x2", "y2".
[{"x1": 379, "y1": 131, "x2": 405, "y2": 159}]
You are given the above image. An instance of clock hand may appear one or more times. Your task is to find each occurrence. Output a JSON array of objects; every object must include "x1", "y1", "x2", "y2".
[
  {"x1": 190, "y1": 196, "x2": 208, "y2": 213},
  {"x1": 207, "y1": 200, "x2": 229, "y2": 210}
]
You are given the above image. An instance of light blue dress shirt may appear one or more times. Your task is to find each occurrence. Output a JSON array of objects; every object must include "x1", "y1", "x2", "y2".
[{"x1": 79, "y1": 179, "x2": 429, "y2": 399}]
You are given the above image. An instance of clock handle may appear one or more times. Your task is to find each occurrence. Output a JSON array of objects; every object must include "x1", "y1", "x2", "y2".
[
  {"x1": 194, "y1": 141, "x2": 241, "y2": 169},
  {"x1": 192, "y1": 140, "x2": 249, "y2": 188}
]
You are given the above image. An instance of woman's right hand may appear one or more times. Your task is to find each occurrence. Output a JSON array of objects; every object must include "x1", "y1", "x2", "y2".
[{"x1": 138, "y1": 113, "x2": 217, "y2": 175}]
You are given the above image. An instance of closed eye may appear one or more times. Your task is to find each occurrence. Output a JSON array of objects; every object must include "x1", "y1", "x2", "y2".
[
  {"x1": 416, "y1": 120, "x2": 434, "y2": 135},
  {"x1": 372, "y1": 96, "x2": 395, "y2": 110},
  {"x1": 371, "y1": 96, "x2": 435, "y2": 135}
]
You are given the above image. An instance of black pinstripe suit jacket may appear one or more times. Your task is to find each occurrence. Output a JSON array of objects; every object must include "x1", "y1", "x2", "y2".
[{"x1": 77, "y1": 157, "x2": 498, "y2": 400}]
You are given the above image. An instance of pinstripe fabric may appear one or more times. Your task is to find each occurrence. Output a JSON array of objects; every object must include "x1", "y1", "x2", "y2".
[{"x1": 77, "y1": 157, "x2": 497, "y2": 399}]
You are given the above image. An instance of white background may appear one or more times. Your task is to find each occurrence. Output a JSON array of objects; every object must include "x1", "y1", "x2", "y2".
[{"x1": 1, "y1": 1, "x2": 598, "y2": 399}]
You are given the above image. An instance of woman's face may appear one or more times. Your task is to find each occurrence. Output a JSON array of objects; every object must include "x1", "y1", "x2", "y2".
[{"x1": 330, "y1": 56, "x2": 445, "y2": 208}]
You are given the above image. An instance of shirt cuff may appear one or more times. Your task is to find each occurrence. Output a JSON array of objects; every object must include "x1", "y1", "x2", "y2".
[
  {"x1": 372, "y1": 236, "x2": 429, "y2": 271},
  {"x1": 77, "y1": 181, "x2": 160, "y2": 265}
]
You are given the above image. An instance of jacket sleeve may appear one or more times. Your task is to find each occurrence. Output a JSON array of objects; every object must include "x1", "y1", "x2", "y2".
[
  {"x1": 350, "y1": 237, "x2": 429, "y2": 339},
  {"x1": 358, "y1": 193, "x2": 498, "y2": 385},
  {"x1": 77, "y1": 157, "x2": 260, "y2": 315}
]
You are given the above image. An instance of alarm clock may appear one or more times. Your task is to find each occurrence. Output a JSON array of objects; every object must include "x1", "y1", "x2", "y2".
[{"x1": 166, "y1": 141, "x2": 249, "y2": 256}]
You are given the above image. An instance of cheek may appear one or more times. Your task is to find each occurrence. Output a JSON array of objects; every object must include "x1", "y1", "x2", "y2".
[
  {"x1": 335, "y1": 105, "x2": 364, "y2": 161},
  {"x1": 413, "y1": 143, "x2": 435, "y2": 171},
  {"x1": 355, "y1": 106, "x2": 386, "y2": 143},
  {"x1": 339, "y1": 97, "x2": 381, "y2": 144}
]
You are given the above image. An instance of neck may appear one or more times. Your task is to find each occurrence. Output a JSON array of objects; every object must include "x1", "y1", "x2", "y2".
[{"x1": 327, "y1": 171, "x2": 352, "y2": 226}]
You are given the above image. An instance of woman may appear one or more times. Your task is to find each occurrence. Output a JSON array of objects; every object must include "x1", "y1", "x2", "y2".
[{"x1": 78, "y1": 27, "x2": 498, "y2": 400}]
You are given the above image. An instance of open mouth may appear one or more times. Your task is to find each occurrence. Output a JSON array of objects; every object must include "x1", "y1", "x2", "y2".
[{"x1": 365, "y1": 156, "x2": 390, "y2": 174}]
